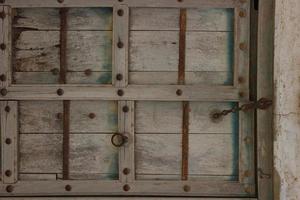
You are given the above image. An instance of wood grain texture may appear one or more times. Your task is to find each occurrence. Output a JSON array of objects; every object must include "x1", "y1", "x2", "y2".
[
  {"x1": 19, "y1": 101, "x2": 118, "y2": 133},
  {"x1": 19, "y1": 134, "x2": 119, "y2": 179},
  {"x1": 135, "y1": 134, "x2": 238, "y2": 179},
  {"x1": 135, "y1": 101, "x2": 238, "y2": 134}
]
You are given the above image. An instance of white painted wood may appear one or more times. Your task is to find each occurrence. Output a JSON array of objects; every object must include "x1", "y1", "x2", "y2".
[
  {"x1": 129, "y1": 71, "x2": 232, "y2": 85},
  {"x1": 19, "y1": 101, "x2": 118, "y2": 133},
  {"x1": 135, "y1": 101, "x2": 238, "y2": 134},
  {"x1": 130, "y1": 8, "x2": 234, "y2": 31},
  {"x1": 135, "y1": 134, "x2": 237, "y2": 178},
  {"x1": 19, "y1": 134, "x2": 119, "y2": 178},
  {"x1": 13, "y1": 31, "x2": 112, "y2": 72},
  {"x1": 1, "y1": 85, "x2": 246, "y2": 101},
  {"x1": 113, "y1": 5, "x2": 129, "y2": 87},
  {"x1": 0, "y1": 101, "x2": 18, "y2": 183},
  {"x1": 0, "y1": 6, "x2": 12, "y2": 87}
]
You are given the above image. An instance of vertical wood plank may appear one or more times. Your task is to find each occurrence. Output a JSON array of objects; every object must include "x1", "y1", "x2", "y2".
[
  {"x1": 257, "y1": 0, "x2": 274, "y2": 199},
  {"x1": 1, "y1": 101, "x2": 18, "y2": 183},
  {"x1": 0, "y1": 6, "x2": 11, "y2": 89},
  {"x1": 113, "y1": 5, "x2": 129, "y2": 87},
  {"x1": 118, "y1": 101, "x2": 126, "y2": 182}
]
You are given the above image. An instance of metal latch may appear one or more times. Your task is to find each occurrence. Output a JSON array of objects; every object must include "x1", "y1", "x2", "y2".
[{"x1": 211, "y1": 98, "x2": 272, "y2": 120}]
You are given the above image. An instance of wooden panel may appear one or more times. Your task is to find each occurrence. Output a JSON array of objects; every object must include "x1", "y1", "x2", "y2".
[
  {"x1": 135, "y1": 134, "x2": 237, "y2": 179},
  {"x1": 19, "y1": 101, "x2": 118, "y2": 133},
  {"x1": 130, "y1": 8, "x2": 233, "y2": 31},
  {"x1": 0, "y1": 101, "x2": 18, "y2": 183},
  {"x1": 19, "y1": 134, "x2": 119, "y2": 179},
  {"x1": 135, "y1": 101, "x2": 238, "y2": 134},
  {"x1": 13, "y1": 8, "x2": 112, "y2": 30},
  {"x1": 1, "y1": 198, "x2": 258, "y2": 200}
]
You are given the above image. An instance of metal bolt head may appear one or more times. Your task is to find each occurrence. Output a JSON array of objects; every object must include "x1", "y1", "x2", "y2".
[
  {"x1": 123, "y1": 168, "x2": 130, "y2": 175},
  {"x1": 117, "y1": 9, "x2": 124, "y2": 16},
  {"x1": 5, "y1": 170, "x2": 12, "y2": 177},
  {"x1": 5, "y1": 138, "x2": 12, "y2": 145},
  {"x1": 122, "y1": 106, "x2": 129, "y2": 113},
  {"x1": 89, "y1": 113, "x2": 96, "y2": 119},
  {"x1": 117, "y1": 41, "x2": 124, "y2": 49},
  {"x1": 116, "y1": 73, "x2": 123, "y2": 81},
  {"x1": 123, "y1": 184, "x2": 130, "y2": 191},
  {"x1": 239, "y1": 42, "x2": 247, "y2": 51},
  {"x1": 6, "y1": 185, "x2": 13, "y2": 193},
  {"x1": 84, "y1": 69, "x2": 92, "y2": 76},
  {"x1": 0, "y1": 74, "x2": 7, "y2": 82},
  {"x1": 183, "y1": 185, "x2": 191, "y2": 192},
  {"x1": 0, "y1": 88, "x2": 8, "y2": 96},
  {"x1": 65, "y1": 184, "x2": 72, "y2": 191},
  {"x1": 176, "y1": 89, "x2": 183, "y2": 96},
  {"x1": 239, "y1": 10, "x2": 247, "y2": 18},
  {"x1": 0, "y1": 43, "x2": 6, "y2": 50},
  {"x1": 57, "y1": 88, "x2": 64, "y2": 96},
  {"x1": 5, "y1": 106, "x2": 10, "y2": 113},
  {"x1": 57, "y1": 0, "x2": 64, "y2": 3},
  {"x1": 117, "y1": 89, "x2": 124, "y2": 96},
  {"x1": 0, "y1": 11, "x2": 5, "y2": 19}
]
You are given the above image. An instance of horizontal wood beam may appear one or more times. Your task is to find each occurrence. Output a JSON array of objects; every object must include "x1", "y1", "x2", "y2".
[
  {"x1": 0, "y1": 180, "x2": 253, "y2": 196},
  {"x1": 2, "y1": 0, "x2": 241, "y2": 8},
  {"x1": 0, "y1": 85, "x2": 248, "y2": 101}
]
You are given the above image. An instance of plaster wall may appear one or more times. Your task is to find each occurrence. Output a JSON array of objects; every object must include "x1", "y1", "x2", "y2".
[{"x1": 274, "y1": 0, "x2": 300, "y2": 199}]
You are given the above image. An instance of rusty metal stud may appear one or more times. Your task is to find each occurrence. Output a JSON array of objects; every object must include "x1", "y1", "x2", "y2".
[
  {"x1": 57, "y1": 0, "x2": 64, "y2": 3},
  {"x1": 5, "y1": 170, "x2": 12, "y2": 177},
  {"x1": 0, "y1": 88, "x2": 8, "y2": 96},
  {"x1": 116, "y1": 73, "x2": 123, "y2": 81},
  {"x1": 84, "y1": 69, "x2": 92, "y2": 76},
  {"x1": 123, "y1": 168, "x2": 130, "y2": 175},
  {"x1": 117, "y1": 41, "x2": 124, "y2": 49},
  {"x1": 239, "y1": 42, "x2": 247, "y2": 51},
  {"x1": 123, "y1": 184, "x2": 130, "y2": 192},
  {"x1": 238, "y1": 76, "x2": 244, "y2": 83},
  {"x1": 0, "y1": 11, "x2": 5, "y2": 19},
  {"x1": 0, "y1": 74, "x2": 7, "y2": 82},
  {"x1": 56, "y1": 113, "x2": 63, "y2": 120},
  {"x1": 5, "y1": 106, "x2": 10, "y2": 113},
  {"x1": 0, "y1": 43, "x2": 6, "y2": 50},
  {"x1": 51, "y1": 68, "x2": 59, "y2": 75},
  {"x1": 176, "y1": 89, "x2": 183, "y2": 96},
  {"x1": 6, "y1": 185, "x2": 13, "y2": 193},
  {"x1": 117, "y1": 89, "x2": 124, "y2": 96},
  {"x1": 89, "y1": 113, "x2": 96, "y2": 119},
  {"x1": 183, "y1": 185, "x2": 191, "y2": 192},
  {"x1": 57, "y1": 88, "x2": 64, "y2": 96},
  {"x1": 239, "y1": 10, "x2": 247, "y2": 18},
  {"x1": 65, "y1": 185, "x2": 72, "y2": 191},
  {"x1": 117, "y1": 9, "x2": 124, "y2": 16},
  {"x1": 5, "y1": 138, "x2": 12, "y2": 145},
  {"x1": 122, "y1": 105, "x2": 129, "y2": 113}
]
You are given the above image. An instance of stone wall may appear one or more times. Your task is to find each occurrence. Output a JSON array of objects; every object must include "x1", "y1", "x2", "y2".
[{"x1": 274, "y1": 0, "x2": 300, "y2": 199}]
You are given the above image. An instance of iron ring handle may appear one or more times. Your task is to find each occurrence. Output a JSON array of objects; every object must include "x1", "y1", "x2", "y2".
[{"x1": 111, "y1": 133, "x2": 128, "y2": 147}]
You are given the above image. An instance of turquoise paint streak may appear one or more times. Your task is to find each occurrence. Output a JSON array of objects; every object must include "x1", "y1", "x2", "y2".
[
  {"x1": 230, "y1": 102, "x2": 240, "y2": 180},
  {"x1": 225, "y1": 9, "x2": 235, "y2": 85}
]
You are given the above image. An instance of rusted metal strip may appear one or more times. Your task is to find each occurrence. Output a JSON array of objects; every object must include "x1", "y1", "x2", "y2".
[
  {"x1": 178, "y1": 8, "x2": 189, "y2": 181},
  {"x1": 178, "y1": 8, "x2": 187, "y2": 85},
  {"x1": 60, "y1": 8, "x2": 70, "y2": 180}
]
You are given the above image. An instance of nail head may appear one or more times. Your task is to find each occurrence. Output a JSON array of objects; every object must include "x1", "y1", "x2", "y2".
[
  {"x1": 0, "y1": 74, "x2": 7, "y2": 82},
  {"x1": 0, "y1": 43, "x2": 6, "y2": 50},
  {"x1": 0, "y1": 11, "x2": 5, "y2": 19},
  {"x1": 176, "y1": 89, "x2": 182, "y2": 96},
  {"x1": 117, "y1": 89, "x2": 124, "y2": 96},
  {"x1": 183, "y1": 185, "x2": 191, "y2": 192},
  {"x1": 5, "y1": 138, "x2": 12, "y2": 145},
  {"x1": 117, "y1": 41, "x2": 124, "y2": 49},
  {"x1": 123, "y1": 184, "x2": 130, "y2": 191},
  {"x1": 65, "y1": 185, "x2": 72, "y2": 191},
  {"x1": 5, "y1": 106, "x2": 10, "y2": 113},
  {"x1": 122, "y1": 106, "x2": 129, "y2": 113},
  {"x1": 116, "y1": 73, "x2": 123, "y2": 81},
  {"x1": 6, "y1": 185, "x2": 13, "y2": 193},
  {"x1": 89, "y1": 113, "x2": 96, "y2": 119},
  {"x1": 1, "y1": 88, "x2": 8, "y2": 96},
  {"x1": 123, "y1": 168, "x2": 130, "y2": 175},
  {"x1": 117, "y1": 9, "x2": 124, "y2": 16},
  {"x1": 84, "y1": 69, "x2": 92, "y2": 76},
  {"x1": 5, "y1": 170, "x2": 12, "y2": 177},
  {"x1": 57, "y1": 88, "x2": 64, "y2": 96}
]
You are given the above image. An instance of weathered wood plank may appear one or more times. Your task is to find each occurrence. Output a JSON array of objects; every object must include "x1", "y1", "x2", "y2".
[
  {"x1": 129, "y1": 71, "x2": 232, "y2": 85},
  {"x1": 19, "y1": 134, "x2": 119, "y2": 179},
  {"x1": 2, "y1": 85, "x2": 246, "y2": 101},
  {"x1": 130, "y1": 8, "x2": 234, "y2": 31},
  {"x1": 0, "y1": 6, "x2": 12, "y2": 88},
  {"x1": 1, "y1": 198, "x2": 257, "y2": 200},
  {"x1": 19, "y1": 174, "x2": 57, "y2": 180},
  {"x1": 13, "y1": 31, "x2": 112, "y2": 72},
  {"x1": 135, "y1": 101, "x2": 238, "y2": 134},
  {"x1": 129, "y1": 31, "x2": 233, "y2": 72},
  {"x1": 19, "y1": 101, "x2": 118, "y2": 133},
  {"x1": 0, "y1": 101, "x2": 18, "y2": 183},
  {"x1": 135, "y1": 134, "x2": 238, "y2": 177}
]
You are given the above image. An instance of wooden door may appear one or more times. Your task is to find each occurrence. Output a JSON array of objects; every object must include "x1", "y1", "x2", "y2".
[{"x1": 0, "y1": 0, "x2": 273, "y2": 199}]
